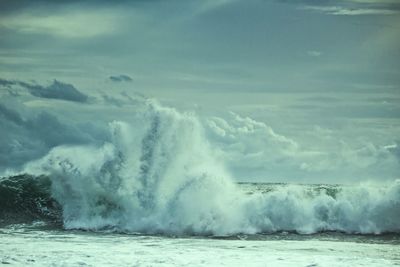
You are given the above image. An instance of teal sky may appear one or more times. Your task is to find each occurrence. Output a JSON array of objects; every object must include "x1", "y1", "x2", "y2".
[
  {"x1": 0, "y1": 0, "x2": 399, "y2": 92},
  {"x1": 0, "y1": 0, "x2": 399, "y2": 183}
]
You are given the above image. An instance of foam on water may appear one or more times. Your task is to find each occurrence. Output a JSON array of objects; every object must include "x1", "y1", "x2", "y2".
[{"x1": 19, "y1": 101, "x2": 400, "y2": 235}]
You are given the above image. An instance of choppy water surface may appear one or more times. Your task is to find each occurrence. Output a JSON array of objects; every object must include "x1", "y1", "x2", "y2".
[
  {"x1": 1, "y1": 221, "x2": 399, "y2": 267},
  {"x1": 1, "y1": 180, "x2": 399, "y2": 266}
]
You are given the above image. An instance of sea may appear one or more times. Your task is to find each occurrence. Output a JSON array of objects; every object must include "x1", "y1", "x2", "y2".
[
  {"x1": 1, "y1": 102, "x2": 399, "y2": 266},
  {"x1": 1, "y1": 176, "x2": 399, "y2": 266}
]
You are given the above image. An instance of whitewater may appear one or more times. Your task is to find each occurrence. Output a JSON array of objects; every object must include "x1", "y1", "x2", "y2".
[
  {"x1": 1, "y1": 100, "x2": 399, "y2": 266},
  {"x1": 2, "y1": 100, "x2": 398, "y2": 235}
]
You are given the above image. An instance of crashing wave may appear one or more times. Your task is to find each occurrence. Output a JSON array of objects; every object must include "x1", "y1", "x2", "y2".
[
  {"x1": 1, "y1": 101, "x2": 399, "y2": 235},
  {"x1": 0, "y1": 174, "x2": 61, "y2": 226}
]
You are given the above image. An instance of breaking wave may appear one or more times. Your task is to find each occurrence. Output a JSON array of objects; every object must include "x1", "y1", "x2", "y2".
[
  {"x1": 0, "y1": 174, "x2": 61, "y2": 226},
  {"x1": 1, "y1": 101, "x2": 399, "y2": 235}
]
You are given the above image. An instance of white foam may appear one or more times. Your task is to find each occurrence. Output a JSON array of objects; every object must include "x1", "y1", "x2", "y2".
[
  {"x1": 2, "y1": 232, "x2": 399, "y2": 267},
  {"x1": 24, "y1": 101, "x2": 400, "y2": 235}
]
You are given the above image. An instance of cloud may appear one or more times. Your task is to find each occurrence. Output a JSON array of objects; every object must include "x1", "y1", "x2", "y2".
[
  {"x1": 277, "y1": 0, "x2": 399, "y2": 16},
  {"x1": 0, "y1": 101, "x2": 107, "y2": 173},
  {"x1": 203, "y1": 111, "x2": 400, "y2": 183},
  {"x1": 204, "y1": 112, "x2": 301, "y2": 180},
  {"x1": 0, "y1": 87, "x2": 399, "y2": 183},
  {"x1": 0, "y1": 102, "x2": 24, "y2": 124},
  {"x1": 0, "y1": 78, "x2": 16, "y2": 87},
  {"x1": 109, "y1": 75, "x2": 133, "y2": 83},
  {"x1": 302, "y1": 5, "x2": 400, "y2": 15},
  {"x1": 0, "y1": 0, "x2": 229, "y2": 40},
  {"x1": 0, "y1": 8, "x2": 122, "y2": 38},
  {"x1": 0, "y1": 0, "x2": 158, "y2": 14},
  {"x1": 0, "y1": 78, "x2": 89, "y2": 103},
  {"x1": 307, "y1": 50, "x2": 322, "y2": 57},
  {"x1": 350, "y1": 0, "x2": 400, "y2": 4},
  {"x1": 22, "y1": 80, "x2": 89, "y2": 103},
  {"x1": 289, "y1": 0, "x2": 400, "y2": 16}
]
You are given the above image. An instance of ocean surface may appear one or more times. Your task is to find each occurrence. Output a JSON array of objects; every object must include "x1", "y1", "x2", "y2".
[{"x1": 1, "y1": 176, "x2": 399, "y2": 266}]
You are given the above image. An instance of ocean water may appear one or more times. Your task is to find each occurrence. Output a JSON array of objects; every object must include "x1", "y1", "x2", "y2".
[
  {"x1": 1, "y1": 101, "x2": 399, "y2": 266},
  {"x1": 1, "y1": 178, "x2": 399, "y2": 266},
  {"x1": 1, "y1": 224, "x2": 399, "y2": 267}
]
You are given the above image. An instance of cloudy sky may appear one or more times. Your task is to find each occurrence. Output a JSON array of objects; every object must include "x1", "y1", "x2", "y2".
[{"x1": 0, "y1": 0, "x2": 399, "y2": 183}]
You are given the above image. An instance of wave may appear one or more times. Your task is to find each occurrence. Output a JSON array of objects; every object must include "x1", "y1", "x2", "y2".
[
  {"x1": 2, "y1": 101, "x2": 399, "y2": 235},
  {"x1": 0, "y1": 174, "x2": 61, "y2": 226}
]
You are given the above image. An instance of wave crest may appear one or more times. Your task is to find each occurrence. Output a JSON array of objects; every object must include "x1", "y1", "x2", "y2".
[{"x1": 5, "y1": 102, "x2": 399, "y2": 235}]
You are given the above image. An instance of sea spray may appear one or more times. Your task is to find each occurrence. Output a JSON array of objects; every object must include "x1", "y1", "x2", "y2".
[
  {"x1": 10, "y1": 101, "x2": 400, "y2": 235},
  {"x1": 244, "y1": 182, "x2": 400, "y2": 234},
  {"x1": 22, "y1": 101, "x2": 245, "y2": 234}
]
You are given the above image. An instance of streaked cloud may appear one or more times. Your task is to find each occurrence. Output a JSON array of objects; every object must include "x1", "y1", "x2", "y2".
[
  {"x1": 0, "y1": 9, "x2": 121, "y2": 38},
  {"x1": 302, "y1": 5, "x2": 400, "y2": 15},
  {"x1": 0, "y1": 78, "x2": 88, "y2": 103},
  {"x1": 291, "y1": 0, "x2": 400, "y2": 16}
]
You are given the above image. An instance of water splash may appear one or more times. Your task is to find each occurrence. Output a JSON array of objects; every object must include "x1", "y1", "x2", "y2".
[{"x1": 15, "y1": 101, "x2": 400, "y2": 235}]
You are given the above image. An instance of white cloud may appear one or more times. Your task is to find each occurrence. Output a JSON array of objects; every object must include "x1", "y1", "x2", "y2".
[
  {"x1": 350, "y1": 0, "x2": 400, "y2": 4},
  {"x1": 204, "y1": 112, "x2": 302, "y2": 180},
  {"x1": 0, "y1": 9, "x2": 122, "y2": 38},
  {"x1": 302, "y1": 5, "x2": 399, "y2": 16},
  {"x1": 307, "y1": 50, "x2": 323, "y2": 57},
  {"x1": 203, "y1": 111, "x2": 400, "y2": 182}
]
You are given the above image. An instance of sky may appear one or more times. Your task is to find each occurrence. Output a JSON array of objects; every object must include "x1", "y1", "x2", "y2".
[{"x1": 0, "y1": 0, "x2": 399, "y2": 183}]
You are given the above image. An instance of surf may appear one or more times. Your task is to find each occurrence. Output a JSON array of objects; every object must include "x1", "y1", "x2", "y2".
[{"x1": 1, "y1": 101, "x2": 399, "y2": 235}]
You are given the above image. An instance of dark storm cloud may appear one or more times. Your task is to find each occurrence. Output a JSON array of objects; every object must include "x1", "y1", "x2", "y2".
[
  {"x1": 109, "y1": 75, "x2": 133, "y2": 83},
  {"x1": 0, "y1": 102, "x2": 104, "y2": 171},
  {"x1": 0, "y1": 103, "x2": 23, "y2": 124},
  {"x1": 21, "y1": 80, "x2": 89, "y2": 103},
  {"x1": 0, "y1": 78, "x2": 16, "y2": 87},
  {"x1": 0, "y1": 79, "x2": 21, "y2": 97},
  {"x1": 0, "y1": 78, "x2": 88, "y2": 103}
]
